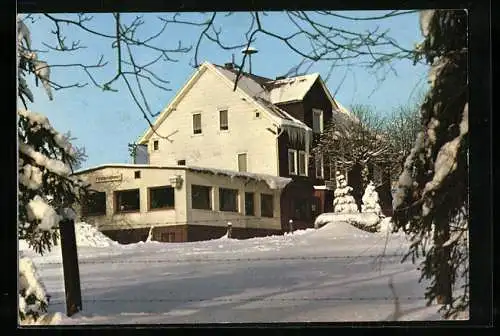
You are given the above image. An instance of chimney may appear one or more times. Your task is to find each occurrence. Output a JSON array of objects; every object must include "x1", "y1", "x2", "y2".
[{"x1": 224, "y1": 62, "x2": 235, "y2": 70}]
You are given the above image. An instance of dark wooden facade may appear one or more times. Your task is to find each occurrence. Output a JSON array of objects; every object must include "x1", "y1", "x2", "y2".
[
  {"x1": 279, "y1": 179, "x2": 316, "y2": 231},
  {"x1": 102, "y1": 225, "x2": 282, "y2": 244},
  {"x1": 276, "y1": 78, "x2": 336, "y2": 221}
]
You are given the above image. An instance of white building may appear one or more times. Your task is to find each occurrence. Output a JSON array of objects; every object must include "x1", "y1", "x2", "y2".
[{"x1": 75, "y1": 61, "x2": 356, "y2": 242}]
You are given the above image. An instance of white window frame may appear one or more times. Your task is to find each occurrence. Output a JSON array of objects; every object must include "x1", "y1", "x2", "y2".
[
  {"x1": 329, "y1": 159, "x2": 337, "y2": 180},
  {"x1": 298, "y1": 150, "x2": 308, "y2": 176},
  {"x1": 288, "y1": 149, "x2": 298, "y2": 175},
  {"x1": 312, "y1": 108, "x2": 324, "y2": 134},
  {"x1": 315, "y1": 155, "x2": 324, "y2": 179}
]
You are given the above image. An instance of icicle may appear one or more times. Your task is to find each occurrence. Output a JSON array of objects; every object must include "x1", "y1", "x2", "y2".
[{"x1": 34, "y1": 61, "x2": 53, "y2": 100}]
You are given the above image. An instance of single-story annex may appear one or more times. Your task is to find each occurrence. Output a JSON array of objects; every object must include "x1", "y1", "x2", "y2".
[{"x1": 73, "y1": 164, "x2": 301, "y2": 243}]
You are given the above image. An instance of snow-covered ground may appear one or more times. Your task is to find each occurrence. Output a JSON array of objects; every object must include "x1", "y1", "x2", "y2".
[{"x1": 19, "y1": 221, "x2": 460, "y2": 324}]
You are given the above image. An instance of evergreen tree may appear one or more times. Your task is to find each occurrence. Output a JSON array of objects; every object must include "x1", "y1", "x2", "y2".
[
  {"x1": 333, "y1": 172, "x2": 359, "y2": 214},
  {"x1": 17, "y1": 15, "x2": 88, "y2": 322},
  {"x1": 361, "y1": 181, "x2": 383, "y2": 216},
  {"x1": 392, "y1": 10, "x2": 468, "y2": 318}
]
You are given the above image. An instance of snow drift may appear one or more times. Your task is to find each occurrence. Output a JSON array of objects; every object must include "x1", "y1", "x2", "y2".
[
  {"x1": 19, "y1": 256, "x2": 49, "y2": 323},
  {"x1": 314, "y1": 212, "x2": 380, "y2": 230},
  {"x1": 57, "y1": 222, "x2": 118, "y2": 247}
]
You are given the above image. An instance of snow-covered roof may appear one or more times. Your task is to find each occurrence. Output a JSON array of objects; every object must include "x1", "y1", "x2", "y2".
[
  {"x1": 268, "y1": 73, "x2": 320, "y2": 104},
  {"x1": 212, "y1": 64, "x2": 312, "y2": 146},
  {"x1": 333, "y1": 99, "x2": 358, "y2": 122},
  {"x1": 73, "y1": 164, "x2": 292, "y2": 190},
  {"x1": 139, "y1": 61, "x2": 351, "y2": 146},
  {"x1": 188, "y1": 166, "x2": 292, "y2": 190},
  {"x1": 214, "y1": 65, "x2": 271, "y2": 102}
]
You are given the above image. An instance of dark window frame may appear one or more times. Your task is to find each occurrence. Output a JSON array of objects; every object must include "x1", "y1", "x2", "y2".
[
  {"x1": 148, "y1": 186, "x2": 175, "y2": 211},
  {"x1": 115, "y1": 189, "x2": 140, "y2": 214},
  {"x1": 191, "y1": 185, "x2": 212, "y2": 210},
  {"x1": 82, "y1": 191, "x2": 106, "y2": 216},
  {"x1": 219, "y1": 109, "x2": 229, "y2": 131},
  {"x1": 219, "y1": 187, "x2": 239, "y2": 212},
  {"x1": 245, "y1": 192, "x2": 255, "y2": 216},
  {"x1": 260, "y1": 193, "x2": 274, "y2": 218},
  {"x1": 193, "y1": 113, "x2": 202, "y2": 134}
]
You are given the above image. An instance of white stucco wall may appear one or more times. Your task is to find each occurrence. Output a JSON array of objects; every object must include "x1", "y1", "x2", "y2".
[
  {"x1": 185, "y1": 170, "x2": 282, "y2": 230},
  {"x1": 75, "y1": 166, "x2": 187, "y2": 231},
  {"x1": 75, "y1": 166, "x2": 283, "y2": 231},
  {"x1": 147, "y1": 67, "x2": 279, "y2": 176}
]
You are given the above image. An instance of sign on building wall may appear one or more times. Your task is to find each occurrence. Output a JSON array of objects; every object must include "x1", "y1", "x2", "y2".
[{"x1": 95, "y1": 174, "x2": 123, "y2": 183}]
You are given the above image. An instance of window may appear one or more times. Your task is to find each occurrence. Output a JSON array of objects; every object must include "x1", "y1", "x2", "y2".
[
  {"x1": 255, "y1": 112, "x2": 260, "y2": 118},
  {"x1": 115, "y1": 189, "x2": 140, "y2": 213},
  {"x1": 177, "y1": 159, "x2": 186, "y2": 166},
  {"x1": 298, "y1": 151, "x2": 307, "y2": 176},
  {"x1": 152, "y1": 140, "x2": 159, "y2": 151},
  {"x1": 238, "y1": 153, "x2": 247, "y2": 172},
  {"x1": 134, "y1": 171, "x2": 141, "y2": 179},
  {"x1": 219, "y1": 110, "x2": 228, "y2": 130},
  {"x1": 315, "y1": 155, "x2": 324, "y2": 178},
  {"x1": 245, "y1": 192, "x2": 255, "y2": 216},
  {"x1": 329, "y1": 160, "x2": 336, "y2": 180},
  {"x1": 288, "y1": 149, "x2": 297, "y2": 175},
  {"x1": 82, "y1": 191, "x2": 106, "y2": 216},
  {"x1": 161, "y1": 232, "x2": 176, "y2": 242},
  {"x1": 261, "y1": 194, "x2": 274, "y2": 217},
  {"x1": 191, "y1": 185, "x2": 212, "y2": 210},
  {"x1": 312, "y1": 109, "x2": 324, "y2": 134},
  {"x1": 149, "y1": 186, "x2": 175, "y2": 210},
  {"x1": 219, "y1": 188, "x2": 238, "y2": 212},
  {"x1": 193, "y1": 113, "x2": 202, "y2": 134}
]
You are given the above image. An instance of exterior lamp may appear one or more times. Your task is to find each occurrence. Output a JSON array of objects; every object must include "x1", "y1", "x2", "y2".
[{"x1": 169, "y1": 175, "x2": 183, "y2": 189}]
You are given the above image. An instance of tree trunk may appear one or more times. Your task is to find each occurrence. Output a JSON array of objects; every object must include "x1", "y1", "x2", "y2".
[{"x1": 433, "y1": 212, "x2": 452, "y2": 305}]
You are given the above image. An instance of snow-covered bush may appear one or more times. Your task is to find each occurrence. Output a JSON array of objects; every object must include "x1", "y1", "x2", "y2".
[
  {"x1": 333, "y1": 171, "x2": 359, "y2": 213},
  {"x1": 18, "y1": 256, "x2": 49, "y2": 323},
  {"x1": 361, "y1": 181, "x2": 382, "y2": 216},
  {"x1": 378, "y1": 217, "x2": 392, "y2": 232}
]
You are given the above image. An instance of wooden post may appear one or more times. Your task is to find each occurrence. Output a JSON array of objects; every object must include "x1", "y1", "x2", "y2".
[
  {"x1": 227, "y1": 222, "x2": 232, "y2": 239},
  {"x1": 288, "y1": 219, "x2": 294, "y2": 234},
  {"x1": 59, "y1": 219, "x2": 82, "y2": 317}
]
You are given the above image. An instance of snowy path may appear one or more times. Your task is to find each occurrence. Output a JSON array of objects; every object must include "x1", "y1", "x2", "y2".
[{"x1": 20, "y1": 222, "x2": 444, "y2": 324}]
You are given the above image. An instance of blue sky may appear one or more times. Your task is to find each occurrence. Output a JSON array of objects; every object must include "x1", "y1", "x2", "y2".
[{"x1": 23, "y1": 11, "x2": 429, "y2": 169}]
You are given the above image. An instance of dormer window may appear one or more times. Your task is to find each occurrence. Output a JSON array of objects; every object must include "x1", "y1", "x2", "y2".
[{"x1": 312, "y1": 109, "x2": 324, "y2": 134}]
